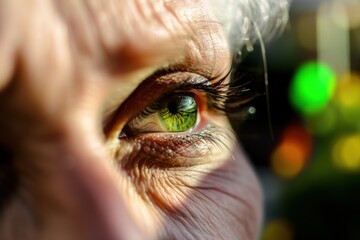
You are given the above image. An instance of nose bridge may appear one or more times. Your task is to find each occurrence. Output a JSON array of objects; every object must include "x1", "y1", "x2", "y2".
[{"x1": 15, "y1": 131, "x2": 146, "y2": 240}]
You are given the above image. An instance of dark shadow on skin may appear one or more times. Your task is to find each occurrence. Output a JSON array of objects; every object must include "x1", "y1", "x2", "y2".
[
  {"x1": 0, "y1": 147, "x2": 16, "y2": 211},
  {"x1": 155, "y1": 145, "x2": 262, "y2": 240}
]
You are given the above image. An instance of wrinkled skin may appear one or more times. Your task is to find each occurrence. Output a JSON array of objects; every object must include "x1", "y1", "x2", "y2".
[{"x1": 0, "y1": 0, "x2": 262, "y2": 239}]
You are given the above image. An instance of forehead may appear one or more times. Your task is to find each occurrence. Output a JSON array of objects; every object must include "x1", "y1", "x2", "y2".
[
  {"x1": 0, "y1": 0, "x2": 288, "y2": 70},
  {"x1": 51, "y1": 0, "x2": 231, "y2": 76}
]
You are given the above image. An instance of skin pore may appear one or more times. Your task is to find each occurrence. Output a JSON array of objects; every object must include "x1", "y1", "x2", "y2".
[{"x1": 0, "y1": 0, "x2": 287, "y2": 239}]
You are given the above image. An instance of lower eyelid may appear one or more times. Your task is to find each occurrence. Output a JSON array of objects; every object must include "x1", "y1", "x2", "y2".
[{"x1": 117, "y1": 126, "x2": 231, "y2": 169}]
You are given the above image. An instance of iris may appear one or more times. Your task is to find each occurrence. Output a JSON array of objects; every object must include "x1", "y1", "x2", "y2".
[{"x1": 159, "y1": 95, "x2": 197, "y2": 132}]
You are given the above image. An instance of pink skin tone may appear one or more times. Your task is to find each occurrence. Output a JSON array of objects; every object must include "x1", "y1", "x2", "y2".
[{"x1": 0, "y1": 0, "x2": 262, "y2": 239}]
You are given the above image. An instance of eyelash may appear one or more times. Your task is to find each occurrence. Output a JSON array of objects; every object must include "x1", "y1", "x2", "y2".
[{"x1": 135, "y1": 69, "x2": 258, "y2": 121}]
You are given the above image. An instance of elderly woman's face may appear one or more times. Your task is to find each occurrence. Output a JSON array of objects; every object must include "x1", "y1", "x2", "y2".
[{"x1": 0, "y1": 0, "x2": 265, "y2": 239}]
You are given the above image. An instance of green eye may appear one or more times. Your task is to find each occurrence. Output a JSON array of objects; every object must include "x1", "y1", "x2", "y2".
[
  {"x1": 159, "y1": 95, "x2": 197, "y2": 132},
  {"x1": 124, "y1": 93, "x2": 199, "y2": 136}
]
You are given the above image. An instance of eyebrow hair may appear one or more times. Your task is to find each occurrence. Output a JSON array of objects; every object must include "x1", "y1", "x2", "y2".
[{"x1": 207, "y1": 0, "x2": 290, "y2": 51}]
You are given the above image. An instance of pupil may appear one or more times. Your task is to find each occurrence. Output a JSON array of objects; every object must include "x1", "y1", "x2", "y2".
[{"x1": 167, "y1": 99, "x2": 179, "y2": 114}]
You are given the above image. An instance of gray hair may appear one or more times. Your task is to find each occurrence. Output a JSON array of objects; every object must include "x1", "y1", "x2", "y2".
[{"x1": 208, "y1": 0, "x2": 290, "y2": 51}]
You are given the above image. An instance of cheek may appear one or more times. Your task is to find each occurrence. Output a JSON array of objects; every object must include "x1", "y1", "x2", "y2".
[{"x1": 127, "y1": 144, "x2": 262, "y2": 240}]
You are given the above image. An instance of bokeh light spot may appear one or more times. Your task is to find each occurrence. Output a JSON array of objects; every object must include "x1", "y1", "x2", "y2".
[
  {"x1": 272, "y1": 142, "x2": 304, "y2": 179},
  {"x1": 248, "y1": 106, "x2": 256, "y2": 115},
  {"x1": 333, "y1": 73, "x2": 360, "y2": 129},
  {"x1": 333, "y1": 134, "x2": 360, "y2": 171},
  {"x1": 289, "y1": 62, "x2": 336, "y2": 115},
  {"x1": 271, "y1": 124, "x2": 313, "y2": 179},
  {"x1": 335, "y1": 73, "x2": 360, "y2": 108}
]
